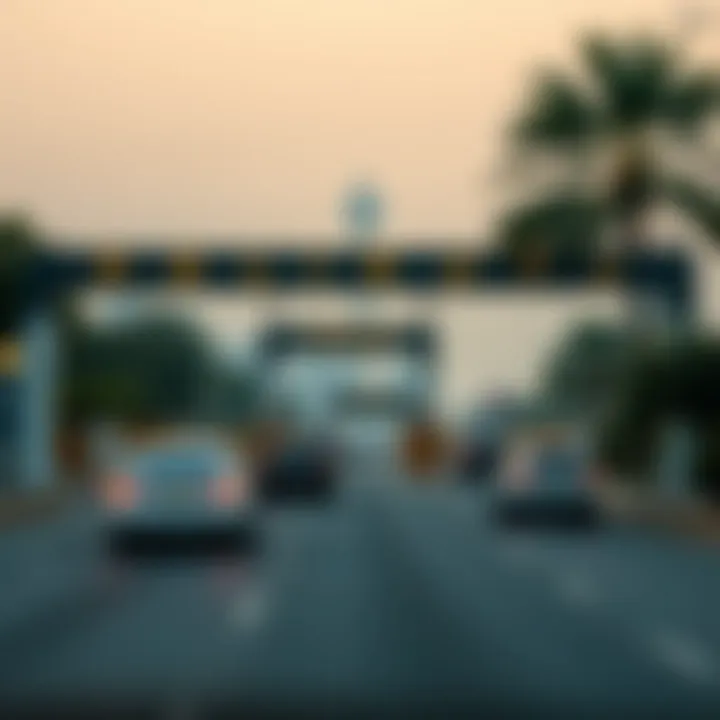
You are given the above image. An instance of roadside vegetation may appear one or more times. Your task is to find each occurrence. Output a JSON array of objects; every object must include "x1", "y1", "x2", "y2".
[{"x1": 496, "y1": 30, "x2": 720, "y2": 504}]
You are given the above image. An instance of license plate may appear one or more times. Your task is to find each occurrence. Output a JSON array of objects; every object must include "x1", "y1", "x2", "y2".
[{"x1": 166, "y1": 485, "x2": 195, "y2": 502}]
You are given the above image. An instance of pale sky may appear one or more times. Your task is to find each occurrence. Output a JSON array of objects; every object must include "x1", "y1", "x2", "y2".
[
  {"x1": 3, "y1": 0, "x2": 714, "y2": 237},
  {"x1": 4, "y1": 0, "x2": 719, "y2": 414}
]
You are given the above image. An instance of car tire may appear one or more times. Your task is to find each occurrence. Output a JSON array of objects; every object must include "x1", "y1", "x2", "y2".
[
  {"x1": 315, "y1": 475, "x2": 335, "y2": 500},
  {"x1": 492, "y1": 503, "x2": 518, "y2": 526},
  {"x1": 236, "y1": 520, "x2": 261, "y2": 554},
  {"x1": 574, "y1": 504, "x2": 601, "y2": 530},
  {"x1": 106, "y1": 529, "x2": 138, "y2": 558}
]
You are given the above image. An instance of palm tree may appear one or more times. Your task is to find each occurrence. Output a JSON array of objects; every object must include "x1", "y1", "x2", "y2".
[
  {"x1": 497, "y1": 31, "x2": 720, "y2": 252},
  {"x1": 0, "y1": 213, "x2": 39, "y2": 335}
]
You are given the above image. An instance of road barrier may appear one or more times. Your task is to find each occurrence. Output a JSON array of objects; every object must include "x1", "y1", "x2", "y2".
[{"x1": 402, "y1": 422, "x2": 447, "y2": 479}]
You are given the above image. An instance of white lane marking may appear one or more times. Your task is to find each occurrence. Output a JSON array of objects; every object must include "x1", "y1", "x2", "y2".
[
  {"x1": 230, "y1": 581, "x2": 270, "y2": 632},
  {"x1": 650, "y1": 629, "x2": 718, "y2": 684},
  {"x1": 555, "y1": 571, "x2": 601, "y2": 607},
  {"x1": 497, "y1": 539, "x2": 543, "y2": 569},
  {"x1": 163, "y1": 697, "x2": 199, "y2": 720}
]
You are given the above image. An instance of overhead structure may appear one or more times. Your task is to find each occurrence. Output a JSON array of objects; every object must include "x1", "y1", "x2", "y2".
[
  {"x1": 25, "y1": 245, "x2": 691, "y2": 316},
  {"x1": 257, "y1": 321, "x2": 437, "y2": 424},
  {"x1": 0, "y1": 242, "x2": 696, "y2": 488}
]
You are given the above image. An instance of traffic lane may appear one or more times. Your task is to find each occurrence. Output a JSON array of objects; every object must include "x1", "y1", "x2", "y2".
[
  {"x1": 1, "y1": 562, "x2": 257, "y2": 697},
  {"x1": 0, "y1": 480, "x2": 522, "y2": 711},
  {"x1": 473, "y1": 485, "x2": 720, "y2": 654},
  {"x1": 218, "y1": 479, "x2": 720, "y2": 716},
  {"x1": 0, "y1": 479, "x2": 260, "y2": 664},
  {"x1": 0, "y1": 492, "x2": 97, "y2": 582},
  {"x1": 0, "y1": 504, "x2": 329, "y2": 701},
  {"x1": 0, "y1": 495, "x2": 112, "y2": 656},
  {"x1": 11, "y1": 480, "x2": 715, "y2": 716},
  {"x1": 372, "y1": 483, "x2": 720, "y2": 715},
  {"x1": 1, "y1": 477, "x2": 719, "y2": 717},
  {"x1": 492, "y1": 529, "x2": 720, "y2": 685},
  {"x1": 230, "y1": 483, "x2": 472, "y2": 710},
  {"x1": 0, "y1": 500, "x2": 167, "y2": 690},
  {"x1": 0, "y1": 457, "x2": 355, "y2": 691},
  {"x1": 4, "y1": 494, "x2": 408, "y2": 702}
]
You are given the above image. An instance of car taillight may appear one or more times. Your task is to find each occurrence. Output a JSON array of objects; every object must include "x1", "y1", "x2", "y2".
[
  {"x1": 103, "y1": 475, "x2": 137, "y2": 510},
  {"x1": 209, "y1": 476, "x2": 246, "y2": 507}
]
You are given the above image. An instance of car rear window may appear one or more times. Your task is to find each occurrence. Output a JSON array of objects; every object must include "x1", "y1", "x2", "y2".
[
  {"x1": 501, "y1": 437, "x2": 585, "y2": 489},
  {"x1": 132, "y1": 446, "x2": 230, "y2": 477},
  {"x1": 534, "y1": 445, "x2": 584, "y2": 486}
]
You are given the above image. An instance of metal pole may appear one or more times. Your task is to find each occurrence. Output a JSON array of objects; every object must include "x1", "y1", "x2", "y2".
[
  {"x1": 340, "y1": 180, "x2": 385, "y2": 395},
  {"x1": 656, "y1": 418, "x2": 696, "y2": 499},
  {"x1": 0, "y1": 336, "x2": 23, "y2": 486},
  {"x1": 19, "y1": 308, "x2": 58, "y2": 488}
]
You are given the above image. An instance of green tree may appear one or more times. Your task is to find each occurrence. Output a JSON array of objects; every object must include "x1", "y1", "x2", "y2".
[
  {"x1": 597, "y1": 333, "x2": 720, "y2": 501},
  {"x1": 537, "y1": 320, "x2": 642, "y2": 417},
  {"x1": 62, "y1": 314, "x2": 214, "y2": 425},
  {"x1": 596, "y1": 340, "x2": 668, "y2": 480},
  {"x1": 202, "y1": 359, "x2": 260, "y2": 424},
  {"x1": 0, "y1": 213, "x2": 39, "y2": 334},
  {"x1": 61, "y1": 312, "x2": 261, "y2": 428},
  {"x1": 498, "y1": 32, "x2": 720, "y2": 251},
  {"x1": 495, "y1": 193, "x2": 605, "y2": 254}
]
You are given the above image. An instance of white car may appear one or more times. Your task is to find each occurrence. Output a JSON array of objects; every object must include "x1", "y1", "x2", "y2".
[
  {"x1": 98, "y1": 439, "x2": 257, "y2": 554},
  {"x1": 491, "y1": 427, "x2": 602, "y2": 527}
]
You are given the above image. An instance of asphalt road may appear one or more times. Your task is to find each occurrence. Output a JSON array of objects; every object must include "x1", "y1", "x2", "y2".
[{"x1": 1, "y1": 472, "x2": 720, "y2": 718}]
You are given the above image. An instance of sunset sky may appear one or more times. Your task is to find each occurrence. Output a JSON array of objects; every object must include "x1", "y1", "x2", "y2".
[
  {"x1": 2, "y1": 0, "x2": 718, "y2": 413},
  {"x1": 4, "y1": 0, "x2": 713, "y2": 238}
]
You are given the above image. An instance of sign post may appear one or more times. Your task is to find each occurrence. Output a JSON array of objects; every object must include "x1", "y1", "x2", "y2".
[
  {"x1": 0, "y1": 336, "x2": 23, "y2": 487},
  {"x1": 339, "y1": 180, "x2": 387, "y2": 395},
  {"x1": 656, "y1": 419, "x2": 695, "y2": 499},
  {"x1": 19, "y1": 309, "x2": 58, "y2": 488}
]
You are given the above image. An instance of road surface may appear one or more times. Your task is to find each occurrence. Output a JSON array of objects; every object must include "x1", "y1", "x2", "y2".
[{"x1": 1, "y1": 475, "x2": 720, "y2": 718}]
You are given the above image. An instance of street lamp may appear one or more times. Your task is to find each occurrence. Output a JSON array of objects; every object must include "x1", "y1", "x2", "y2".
[{"x1": 340, "y1": 178, "x2": 385, "y2": 247}]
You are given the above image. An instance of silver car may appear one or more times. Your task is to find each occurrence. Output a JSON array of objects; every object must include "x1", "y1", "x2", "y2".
[
  {"x1": 98, "y1": 440, "x2": 257, "y2": 553},
  {"x1": 491, "y1": 429, "x2": 602, "y2": 527}
]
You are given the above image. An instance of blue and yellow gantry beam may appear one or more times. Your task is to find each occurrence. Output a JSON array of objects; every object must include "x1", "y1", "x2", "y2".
[{"x1": 37, "y1": 246, "x2": 691, "y2": 300}]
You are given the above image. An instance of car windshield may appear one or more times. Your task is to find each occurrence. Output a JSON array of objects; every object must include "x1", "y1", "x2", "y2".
[{"x1": 130, "y1": 445, "x2": 230, "y2": 477}]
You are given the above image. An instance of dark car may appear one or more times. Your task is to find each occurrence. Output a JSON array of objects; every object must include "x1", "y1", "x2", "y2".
[
  {"x1": 455, "y1": 416, "x2": 502, "y2": 484},
  {"x1": 258, "y1": 433, "x2": 337, "y2": 502},
  {"x1": 458, "y1": 441, "x2": 499, "y2": 483},
  {"x1": 456, "y1": 397, "x2": 526, "y2": 484}
]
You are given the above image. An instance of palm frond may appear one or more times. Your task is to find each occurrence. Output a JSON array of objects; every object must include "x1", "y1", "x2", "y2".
[
  {"x1": 496, "y1": 191, "x2": 605, "y2": 253},
  {"x1": 581, "y1": 33, "x2": 625, "y2": 100},
  {"x1": 581, "y1": 32, "x2": 679, "y2": 129},
  {"x1": 663, "y1": 70, "x2": 720, "y2": 132},
  {"x1": 664, "y1": 175, "x2": 720, "y2": 242},
  {"x1": 511, "y1": 71, "x2": 598, "y2": 150}
]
